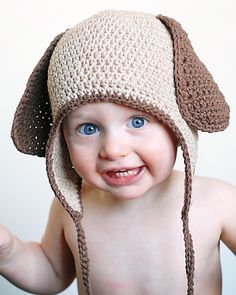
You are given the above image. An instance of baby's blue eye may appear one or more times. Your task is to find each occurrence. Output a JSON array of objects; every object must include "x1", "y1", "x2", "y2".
[
  {"x1": 78, "y1": 123, "x2": 99, "y2": 135},
  {"x1": 129, "y1": 117, "x2": 147, "y2": 128}
]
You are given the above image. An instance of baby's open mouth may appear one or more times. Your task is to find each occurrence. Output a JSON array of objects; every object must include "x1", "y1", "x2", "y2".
[
  {"x1": 101, "y1": 166, "x2": 145, "y2": 186},
  {"x1": 106, "y1": 167, "x2": 142, "y2": 178}
]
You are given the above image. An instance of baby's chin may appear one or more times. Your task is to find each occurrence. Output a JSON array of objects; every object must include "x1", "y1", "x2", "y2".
[{"x1": 100, "y1": 185, "x2": 155, "y2": 202}]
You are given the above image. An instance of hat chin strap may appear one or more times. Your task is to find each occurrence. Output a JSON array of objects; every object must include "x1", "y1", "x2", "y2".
[
  {"x1": 180, "y1": 139, "x2": 195, "y2": 295},
  {"x1": 73, "y1": 214, "x2": 92, "y2": 295}
]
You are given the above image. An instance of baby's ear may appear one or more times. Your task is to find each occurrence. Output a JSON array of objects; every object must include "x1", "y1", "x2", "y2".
[
  {"x1": 11, "y1": 31, "x2": 66, "y2": 157},
  {"x1": 157, "y1": 15, "x2": 230, "y2": 132}
]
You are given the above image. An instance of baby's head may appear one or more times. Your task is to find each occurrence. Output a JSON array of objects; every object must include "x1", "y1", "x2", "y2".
[
  {"x1": 62, "y1": 102, "x2": 178, "y2": 200},
  {"x1": 11, "y1": 10, "x2": 229, "y2": 294}
]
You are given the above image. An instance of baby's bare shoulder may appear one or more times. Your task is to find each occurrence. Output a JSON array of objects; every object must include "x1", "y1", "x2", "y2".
[
  {"x1": 192, "y1": 174, "x2": 236, "y2": 202},
  {"x1": 192, "y1": 174, "x2": 236, "y2": 254}
]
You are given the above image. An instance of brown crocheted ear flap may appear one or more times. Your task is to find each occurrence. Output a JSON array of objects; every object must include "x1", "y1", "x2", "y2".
[
  {"x1": 157, "y1": 15, "x2": 230, "y2": 132},
  {"x1": 11, "y1": 32, "x2": 65, "y2": 157}
]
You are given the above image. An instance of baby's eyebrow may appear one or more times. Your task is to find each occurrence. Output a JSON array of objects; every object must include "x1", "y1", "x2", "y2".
[
  {"x1": 68, "y1": 111, "x2": 95, "y2": 121},
  {"x1": 130, "y1": 110, "x2": 153, "y2": 119},
  {"x1": 135, "y1": 111, "x2": 150, "y2": 116}
]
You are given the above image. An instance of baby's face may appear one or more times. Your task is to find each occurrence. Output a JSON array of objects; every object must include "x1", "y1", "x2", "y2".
[{"x1": 62, "y1": 102, "x2": 177, "y2": 200}]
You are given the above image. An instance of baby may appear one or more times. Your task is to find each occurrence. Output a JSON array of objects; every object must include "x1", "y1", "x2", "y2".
[{"x1": 1, "y1": 10, "x2": 235, "y2": 295}]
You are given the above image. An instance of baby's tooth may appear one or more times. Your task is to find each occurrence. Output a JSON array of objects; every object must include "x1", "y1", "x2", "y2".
[{"x1": 113, "y1": 167, "x2": 140, "y2": 177}]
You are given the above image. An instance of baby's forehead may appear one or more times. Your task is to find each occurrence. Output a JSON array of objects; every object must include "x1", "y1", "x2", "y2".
[
  {"x1": 65, "y1": 102, "x2": 152, "y2": 119},
  {"x1": 61, "y1": 101, "x2": 175, "y2": 136}
]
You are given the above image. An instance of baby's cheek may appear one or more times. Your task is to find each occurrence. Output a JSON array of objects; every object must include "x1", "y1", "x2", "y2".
[{"x1": 72, "y1": 152, "x2": 95, "y2": 178}]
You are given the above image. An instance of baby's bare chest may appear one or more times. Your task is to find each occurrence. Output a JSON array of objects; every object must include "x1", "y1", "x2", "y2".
[
  {"x1": 85, "y1": 221, "x2": 187, "y2": 294},
  {"x1": 64, "y1": 209, "x2": 222, "y2": 295}
]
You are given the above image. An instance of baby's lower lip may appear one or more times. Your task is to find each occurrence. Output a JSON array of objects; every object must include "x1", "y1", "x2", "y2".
[{"x1": 101, "y1": 166, "x2": 145, "y2": 186}]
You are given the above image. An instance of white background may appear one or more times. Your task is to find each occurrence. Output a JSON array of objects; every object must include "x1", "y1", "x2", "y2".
[{"x1": 0, "y1": 0, "x2": 235, "y2": 294}]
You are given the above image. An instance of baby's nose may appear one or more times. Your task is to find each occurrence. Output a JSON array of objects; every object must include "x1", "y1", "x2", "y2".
[{"x1": 99, "y1": 135, "x2": 130, "y2": 160}]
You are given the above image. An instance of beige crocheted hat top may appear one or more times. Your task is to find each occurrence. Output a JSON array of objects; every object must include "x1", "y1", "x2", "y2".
[{"x1": 11, "y1": 10, "x2": 229, "y2": 295}]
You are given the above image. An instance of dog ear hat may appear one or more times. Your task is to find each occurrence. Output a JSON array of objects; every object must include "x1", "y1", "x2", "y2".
[{"x1": 11, "y1": 10, "x2": 229, "y2": 295}]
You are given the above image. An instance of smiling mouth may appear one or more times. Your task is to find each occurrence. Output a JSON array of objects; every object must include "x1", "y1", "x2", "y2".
[
  {"x1": 106, "y1": 167, "x2": 142, "y2": 178},
  {"x1": 101, "y1": 166, "x2": 145, "y2": 186}
]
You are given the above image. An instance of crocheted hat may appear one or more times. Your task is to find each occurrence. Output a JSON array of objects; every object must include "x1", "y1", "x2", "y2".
[{"x1": 11, "y1": 10, "x2": 229, "y2": 295}]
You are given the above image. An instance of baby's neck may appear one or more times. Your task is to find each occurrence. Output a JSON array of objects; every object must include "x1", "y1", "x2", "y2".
[{"x1": 82, "y1": 170, "x2": 181, "y2": 218}]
